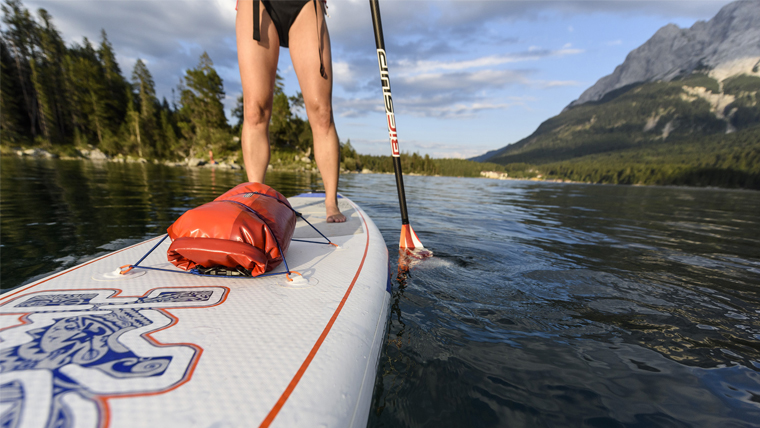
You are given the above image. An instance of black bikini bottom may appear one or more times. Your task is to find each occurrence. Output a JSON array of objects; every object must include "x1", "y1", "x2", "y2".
[
  {"x1": 262, "y1": 0, "x2": 310, "y2": 48},
  {"x1": 251, "y1": 0, "x2": 327, "y2": 78}
]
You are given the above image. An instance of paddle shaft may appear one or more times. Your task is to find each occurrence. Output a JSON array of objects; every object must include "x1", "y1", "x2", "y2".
[{"x1": 369, "y1": 0, "x2": 409, "y2": 226}]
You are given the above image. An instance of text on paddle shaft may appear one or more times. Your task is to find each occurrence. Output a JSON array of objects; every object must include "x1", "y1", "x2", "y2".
[{"x1": 377, "y1": 49, "x2": 400, "y2": 157}]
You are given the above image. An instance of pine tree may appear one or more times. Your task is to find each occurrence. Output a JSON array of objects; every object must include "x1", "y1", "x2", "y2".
[
  {"x1": 0, "y1": 37, "x2": 24, "y2": 143},
  {"x1": 97, "y1": 29, "x2": 127, "y2": 133},
  {"x1": 2, "y1": 0, "x2": 39, "y2": 138},
  {"x1": 29, "y1": 58, "x2": 55, "y2": 142},
  {"x1": 131, "y1": 58, "x2": 158, "y2": 157},
  {"x1": 267, "y1": 71, "x2": 302, "y2": 150},
  {"x1": 84, "y1": 40, "x2": 108, "y2": 145},
  {"x1": 35, "y1": 8, "x2": 68, "y2": 143},
  {"x1": 270, "y1": 90, "x2": 292, "y2": 148},
  {"x1": 124, "y1": 85, "x2": 141, "y2": 156},
  {"x1": 178, "y1": 52, "x2": 227, "y2": 151},
  {"x1": 159, "y1": 107, "x2": 177, "y2": 159}
]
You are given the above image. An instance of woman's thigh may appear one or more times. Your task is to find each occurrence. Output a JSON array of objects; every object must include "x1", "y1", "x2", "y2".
[
  {"x1": 287, "y1": 1, "x2": 334, "y2": 129},
  {"x1": 236, "y1": 0, "x2": 281, "y2": 120}
]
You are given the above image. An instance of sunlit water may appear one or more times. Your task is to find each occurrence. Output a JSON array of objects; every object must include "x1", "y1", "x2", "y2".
[{"x1": 2, "y1": 156, "x2": 759, "y2": 427}]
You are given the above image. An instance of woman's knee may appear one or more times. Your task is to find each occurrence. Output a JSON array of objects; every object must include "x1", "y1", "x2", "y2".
[
  {"x1": 306, "y1": 102, "x2": 334, "y2": 134},
  {"x1": 244, "y1": 102, "x2": 272, "y2": 129}
]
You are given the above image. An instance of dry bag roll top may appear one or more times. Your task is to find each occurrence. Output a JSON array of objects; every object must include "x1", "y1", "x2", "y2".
[{"x1": 166, "y1": 182, "x2": 296, "y2": 276}]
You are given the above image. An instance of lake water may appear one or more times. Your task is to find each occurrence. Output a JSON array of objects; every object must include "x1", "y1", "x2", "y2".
[{"x1": 2, "y1": 156, "x2": 760, "y2": 427}]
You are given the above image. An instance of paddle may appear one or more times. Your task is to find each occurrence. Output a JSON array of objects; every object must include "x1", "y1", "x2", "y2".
[{"x1": 369, "y1": 0, "x2": 432, "y2": 263}]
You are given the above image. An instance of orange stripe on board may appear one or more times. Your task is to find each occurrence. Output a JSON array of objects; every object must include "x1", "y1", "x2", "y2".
[{"x1": 259, "y1": 204, "x2": 371, "y2": 428}]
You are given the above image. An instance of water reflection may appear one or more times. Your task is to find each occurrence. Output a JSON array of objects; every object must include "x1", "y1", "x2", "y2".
[{"x1": 0, "y1": 156, "x2": 323, "y2": 290}]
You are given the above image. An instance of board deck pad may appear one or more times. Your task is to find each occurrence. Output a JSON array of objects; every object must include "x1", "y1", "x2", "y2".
[
  {"x1": 291, "y1": 197, "x2": 363, "y2": 239},
  {"x1": 0, "y1": 194, "x2": 391, "y2": 428}
]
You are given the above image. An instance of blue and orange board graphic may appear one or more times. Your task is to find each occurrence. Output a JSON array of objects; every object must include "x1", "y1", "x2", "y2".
[{"x1": 0, "y1": 287, "x2": 228, "y2": 428}]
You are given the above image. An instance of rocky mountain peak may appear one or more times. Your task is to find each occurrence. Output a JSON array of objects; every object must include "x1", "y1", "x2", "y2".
[{"x1": 567, "y1": 0, "x2": 760, "y2": 109}]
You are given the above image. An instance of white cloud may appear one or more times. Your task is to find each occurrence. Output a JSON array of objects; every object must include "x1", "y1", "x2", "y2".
[
  {"x1": 416, "y1": 101, "x2": 514, "y2": 118},
  {"x1": 536, "y1": 80, "x2": 582, "y2": 88},
  {"x1": 411, "y1": 141, "x2": 497, "y2": 159},
  {"x1": 334, "y1": 97, "x2": 384, "y2": 118},
  {"x1": 433, "y1": 0, "x2": 734, "y2": 23},
  {"x1": 399, "y1": 69, "x2": 529, "y2": 90},
  {"x1": 333, "y1": 61, "x2": 357, "y2": 89},
  {"x1": 395, "y1": 47, "x2": 584, "y2": 77}
]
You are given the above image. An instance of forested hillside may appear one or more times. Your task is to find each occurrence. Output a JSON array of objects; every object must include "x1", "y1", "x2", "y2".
[
  {"x1": 0, "y1": 0, "x2": 311, "y2": 162},
  {"x1": 478, "y1": 74, "x2": 760, "y2": 189}
]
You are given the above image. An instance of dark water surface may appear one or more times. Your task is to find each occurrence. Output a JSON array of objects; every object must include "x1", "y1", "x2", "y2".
[{"x1": 2, "y1": 156, "x2": 760, "y2": 427}]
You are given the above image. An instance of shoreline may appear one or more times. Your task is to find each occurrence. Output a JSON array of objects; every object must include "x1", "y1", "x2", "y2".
[
  {"x1": 0, "y1": 147, "x2": 548, "y2": 179},
  {"x1": 4, "y1": 146, "x2": 401, "y2": 176},
  {"x1": 0, "y1": 147, "x2": 591, "y2": 186},
  {"x1": 4, "y1": 146, "x2": 753, "y2": 191}
]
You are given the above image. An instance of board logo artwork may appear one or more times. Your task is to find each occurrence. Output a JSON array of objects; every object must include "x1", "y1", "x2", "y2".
[{"x1": 0, "y1": 287, "x2": 227, "y2": 428}]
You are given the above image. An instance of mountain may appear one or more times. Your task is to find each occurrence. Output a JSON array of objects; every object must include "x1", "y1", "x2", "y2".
[
  {"x1": 568, "y1": 1, "x2": 760, "y2": 108},
  {"x1": 474, "y1": 0, "x2": 760, "y2": 189}
]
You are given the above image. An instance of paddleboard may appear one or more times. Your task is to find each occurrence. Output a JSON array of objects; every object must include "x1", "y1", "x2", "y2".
[{"x1": 0, "y1": 193, "x2": 391, "y2": 428}]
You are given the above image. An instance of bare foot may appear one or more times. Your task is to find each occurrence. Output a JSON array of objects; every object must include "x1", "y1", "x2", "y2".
[{"x1": 326, "y1": 205, "x2": 346, "y2": 223}]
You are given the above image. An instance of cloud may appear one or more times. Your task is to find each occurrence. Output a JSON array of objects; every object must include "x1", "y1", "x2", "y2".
[
  {"x1": 347, "y1": 135, "x2": 508, "y2": 159},
  {"x1": 27, "y1": 1, "x2": 234, "y2": 57},
  {"x1": 395, "y1": 47, "x2": 583, "y2": 76},
  {"x1": 334, "y1": 97, "x2": 383, "y2": 118},
  {"x1": 337, "y1": 84, "x2": 535, "y2": 120},
  {"x1": 401, "y1": 100, "x2": 518, "y2": 119},
  {"x1": 606, "y1": 39, "x2": 623, "y2": 46},
  {"x1": 333, "y1": 66, "x2": 536, "y2": 119},
  {"x1": 432, "y1": 0, "x2": 734, "y2": 23},
  {"x1": 398, "y1": 69, "x2": 530, "y2": 90},
  {"x1": 535, "y1": 80, "x2": 582, "y2": 88},
  {"x1": 408, "y1": 140, "x2": 498, "y2": 159},
  {"x1": 335, "y1": 94, "x2": 500, "y2": 119},
  {"x1": 333, "y1": 60, "x2": 363, "y2": 92},
  {"x1": 333, "y1": 44, "x2": 581, "y2": 118}
]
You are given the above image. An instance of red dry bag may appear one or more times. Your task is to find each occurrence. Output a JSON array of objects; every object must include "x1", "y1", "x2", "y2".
[{"x1": 166, "y1": 182, "x2": 296, "y2": 276}]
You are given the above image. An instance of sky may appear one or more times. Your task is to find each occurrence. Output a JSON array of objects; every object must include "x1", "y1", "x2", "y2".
[{"x1": 20, "y1": 0, "x2": 735, "y2": 158}]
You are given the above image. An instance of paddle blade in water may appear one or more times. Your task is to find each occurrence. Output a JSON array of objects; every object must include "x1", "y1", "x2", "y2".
[
  {"x1": 399, "y1": 224, "x2": 426, "y2": 249},
  {"x1": 397, "y1": 247, "x2": 433, "y2": 277}
]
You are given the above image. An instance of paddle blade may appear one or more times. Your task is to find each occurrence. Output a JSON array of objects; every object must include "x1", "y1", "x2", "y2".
[
  {"x1": 398, "y1": 247, "x2": 433, "y2": 274},
  {"x1": 399, "y1": 224, "x2": 425, "y2": 249}
]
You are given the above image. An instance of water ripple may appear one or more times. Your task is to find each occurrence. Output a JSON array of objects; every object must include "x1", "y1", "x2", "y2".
[{"x1": 2, "y1": 158, "x2": 759, "y2": 427}]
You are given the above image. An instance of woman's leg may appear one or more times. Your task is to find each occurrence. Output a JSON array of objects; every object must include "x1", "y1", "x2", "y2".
[
  {"x1": 288, "y1": 2, "x2": 346, "y2": 223},
  {"x1": 236, "y1": 0, "x2": 280, "y2": 183}
]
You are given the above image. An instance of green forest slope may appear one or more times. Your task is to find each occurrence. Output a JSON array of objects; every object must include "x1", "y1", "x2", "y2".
[{"x1": 480, "y1": 73, "x2": 760, "y2": 189}]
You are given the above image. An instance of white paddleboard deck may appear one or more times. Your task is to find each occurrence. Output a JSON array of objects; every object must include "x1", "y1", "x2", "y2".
[{"x1": 0, "y1": 194, "x2": 391, "y2": 428}]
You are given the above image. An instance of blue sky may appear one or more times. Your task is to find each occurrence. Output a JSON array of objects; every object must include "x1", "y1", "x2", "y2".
[{"x1": 23, "y1": 0, "x2": 734, "y2": 158}]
